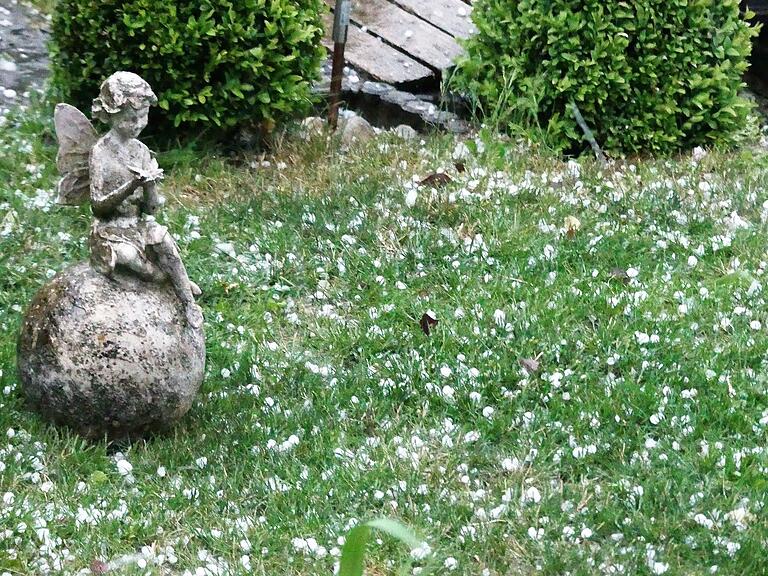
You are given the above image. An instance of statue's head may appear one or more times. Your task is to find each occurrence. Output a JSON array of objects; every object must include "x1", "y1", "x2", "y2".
[{"x1": 92, "y1": 72, "x2": 158, "y2": 138}]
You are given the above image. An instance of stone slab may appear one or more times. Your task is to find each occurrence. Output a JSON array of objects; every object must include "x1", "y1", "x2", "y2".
[
  {"x1": 321, "y1": 13, "x2": 432, "y2": 85},
  {"x1": 324, "y1": 0, "x2": 463, "y2": 71},
  {"x1": 391, "y1": 0, "x2": 475, "y2": 39},
  {"x1": 0, "y1": 0, "x2": 50, "y2": 109}
]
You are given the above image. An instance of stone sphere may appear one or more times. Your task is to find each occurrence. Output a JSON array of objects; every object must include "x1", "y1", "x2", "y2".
[{"x1": 17, "y1": 262, "x2": 205, "y2": 439}]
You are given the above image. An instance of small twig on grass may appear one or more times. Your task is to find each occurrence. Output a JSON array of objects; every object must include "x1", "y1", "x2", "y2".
[{"x1": 569, "y1": 101, "x2": 607, "y2": 166}]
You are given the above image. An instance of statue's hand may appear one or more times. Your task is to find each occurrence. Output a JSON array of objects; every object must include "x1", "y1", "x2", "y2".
[
  {"x1": 128, "y1": 163, "x2": 164, "y2": 184},
  {"x1": 130, "y1": 173, "x2": 148, "y2": 189}
]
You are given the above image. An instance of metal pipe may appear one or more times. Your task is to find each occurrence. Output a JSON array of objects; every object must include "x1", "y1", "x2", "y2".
[{"x1": 328, "y1": 0, "x2": 351, "y2": 131}]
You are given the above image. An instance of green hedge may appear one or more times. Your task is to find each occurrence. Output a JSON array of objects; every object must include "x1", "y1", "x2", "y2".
[
  {"x1": 451, "y1": 0, "x2": 760, "y2": 154},
  {"x1": 51, "y1": 0, "x2": 325, "y2": 132}
]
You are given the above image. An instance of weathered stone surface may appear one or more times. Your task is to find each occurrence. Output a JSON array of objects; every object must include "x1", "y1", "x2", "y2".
[
  {"x1": 0, "y1": 0, "x2": 50, "y2": 109},
  {"x1": 393, "y1": 124, "x2": 418, "y2": 139},
  {"x1": 320, "y1": 12, "x2": 432, "y2": 85},
  {"x1": 313, "y1": 59, "x2": 470, "y2": 134},
  {"x1": 323, "y1": 0, "x2": 463, "y2": 71},
  {"x1": 17, "y1": 262, "x2": 205, "y2": 439},
  {"x1": 340, "y1": 115, "x2": 375, "y2": 147},
  {"x1": 300, "y1": 115, "x2": 326, "y2": 140}
]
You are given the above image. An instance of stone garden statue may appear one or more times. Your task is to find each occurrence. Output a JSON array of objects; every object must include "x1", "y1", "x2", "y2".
[
  {"x1": 17, "y1": 72, "x2": 205, "y2": 439},
  {"x1": 87, "y1": 72, "x2": 203, "y2": 328}
]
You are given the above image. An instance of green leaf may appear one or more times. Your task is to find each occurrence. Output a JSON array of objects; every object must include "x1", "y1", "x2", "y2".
[
  {"x1": 448, "y1": 0, "x2": 754, "y2": 154},
  {"x1": 89, "y1": 470, "x2": 108, "y2": 485},
  {"x1": 338, "y1": 519, "x2": 425, "y2": 576}
]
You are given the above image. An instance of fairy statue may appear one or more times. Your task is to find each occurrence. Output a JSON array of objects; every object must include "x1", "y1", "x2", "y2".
[{"x1": 54, "y1": 71, "x2": 203, "y2": 328}]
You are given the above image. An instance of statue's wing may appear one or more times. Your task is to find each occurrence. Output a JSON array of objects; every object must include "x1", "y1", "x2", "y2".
[{"x1": 54, "y1": 103, "x2": 97, "y2": 206}]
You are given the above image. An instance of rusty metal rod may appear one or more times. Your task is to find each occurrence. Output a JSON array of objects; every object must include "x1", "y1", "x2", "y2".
[
  {"x1": 570, "y1": 101, "x2": 607, "y2": 165},
  {"x1": 328, "y1": 0, "x2": 351, "y2": 131},
  {"x1": 328, "y1": 42, "x2": 346, "y2": 131}
]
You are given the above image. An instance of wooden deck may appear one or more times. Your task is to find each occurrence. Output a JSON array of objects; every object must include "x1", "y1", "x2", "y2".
[{"x1": 322, "y1": 0, "x2": 474, "y2": 86}]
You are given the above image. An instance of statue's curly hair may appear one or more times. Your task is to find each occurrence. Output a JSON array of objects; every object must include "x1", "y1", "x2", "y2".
[{"x1": 92, "y1": 71, "x2": 157, "y2": 123}]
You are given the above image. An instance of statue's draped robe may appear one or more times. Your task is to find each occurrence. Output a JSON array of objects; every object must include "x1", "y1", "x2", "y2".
[{"x1": 88, "y1": 137, "x2": 167, "y2": 275}]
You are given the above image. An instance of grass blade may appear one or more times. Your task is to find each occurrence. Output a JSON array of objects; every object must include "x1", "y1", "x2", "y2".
[{"x1": 338, "y1": 518, "x2": 425, "y2": 576}]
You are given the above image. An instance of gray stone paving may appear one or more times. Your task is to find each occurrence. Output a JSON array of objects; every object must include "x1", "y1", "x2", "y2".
[
  {"x1": 0, "y1": 0, "x2": 50, "y2": 111},
  {"x1": 315, "y1": 58, "x2": 469, "y2": 133}
]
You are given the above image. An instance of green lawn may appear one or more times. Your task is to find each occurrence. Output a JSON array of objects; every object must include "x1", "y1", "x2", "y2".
[{"x1": 1, "y1": 102, "x2": 768, "y2": 575}]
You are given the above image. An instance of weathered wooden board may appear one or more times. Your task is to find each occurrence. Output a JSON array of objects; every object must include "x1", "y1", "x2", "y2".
[
  {"x1": 325, "y1": 0, "x2": 463, "y2": 70},
  {"x1": 391, "y1": 0, "x2": 475, "y2": 39},
  {"x1": 321, "y1": 13, "x2": 433, "y2": 84}
]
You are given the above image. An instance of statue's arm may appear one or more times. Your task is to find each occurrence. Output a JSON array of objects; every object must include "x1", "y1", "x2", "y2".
[
  {"x1": 141, "y1": 181, "x2": 162, "y2": 216},
  {"x1": 89, "y1": 150, "x2": 142, "y2": 218},
  {"x1": 91, "y1": 179, "x2": 140, "y2": 217},
  {"x1": 138, "y1": 146, "x2": 164, "y2": 216}
]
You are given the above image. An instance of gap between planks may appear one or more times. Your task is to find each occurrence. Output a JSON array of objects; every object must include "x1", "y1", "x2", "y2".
[{"x1": 324, "y1": 0, "x2": 464, "y2": 72}]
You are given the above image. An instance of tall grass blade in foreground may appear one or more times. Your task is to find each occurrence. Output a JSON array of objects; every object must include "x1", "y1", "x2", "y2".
[{"x1": 339, "y1": 518, "x2": 427, "y2": 576}]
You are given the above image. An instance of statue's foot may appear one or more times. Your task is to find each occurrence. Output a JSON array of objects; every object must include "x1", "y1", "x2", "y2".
[
  {"x1": 185, "y1": 302, "x2": 204, "y2": 329},
  {"x1": 150, "y1": 268, "x2": 168, "y2": 283},
  {"x1": 190, "y1": 281, "x2": 202, "y2": 297}
]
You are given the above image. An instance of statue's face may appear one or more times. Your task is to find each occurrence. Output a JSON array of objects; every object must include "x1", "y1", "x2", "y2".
[{"x1": 112, "y1": 105, "x2": 149, "y2": 139}]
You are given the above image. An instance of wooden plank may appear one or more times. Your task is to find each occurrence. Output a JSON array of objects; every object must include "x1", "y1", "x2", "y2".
[
  {"x1": 321, "y1": 13, "x2": 433, "y2": 84},
  {"x1": 391, "y1": 0, "x2": 475, "y2": 39},
  {"x1": 325, "y1": 0, "x2": 464, "y2": 70}
]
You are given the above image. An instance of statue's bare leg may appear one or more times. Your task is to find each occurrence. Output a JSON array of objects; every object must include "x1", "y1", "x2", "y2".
[
  {"x1": 148, "y1": 233, "x2": 203, "y2": 328},
  {"x1": 113, "y1": 243, "x2": 166, "y2": 282}
]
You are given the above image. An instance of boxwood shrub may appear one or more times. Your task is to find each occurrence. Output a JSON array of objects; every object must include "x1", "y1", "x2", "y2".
[
  {"x1": 451, "y1": 0, "x2": 760, "y2": 154},
  {"x1": 51, "y1": 0, "x2": 325, "y2": 132}
]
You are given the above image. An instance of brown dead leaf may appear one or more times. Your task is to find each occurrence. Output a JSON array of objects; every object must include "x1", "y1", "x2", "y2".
[
  {"x1": 456, "y1": 221, "x2": 478, "y2": 241},
  {"x1": 362, "y1": 407, "x2": 377, "y2": 436},
  {"x1": 419, "y1": 172, "x2": 453, "y2": 189},
  {"x1": 90, "y1": 560, "x2": 109, "y2": 574},
  {"x1": 520, "y1": 357, "x2": 540, "y2": 374},
  {"x1": 419, "y1": 311, "x2": 438, "y2": 336},
  {"x1": 564, "y1": 215, "x2": 581, "y2": 239},
  {"x1": 609, "y1": 267, "x2": 629, "y2": 284}
]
